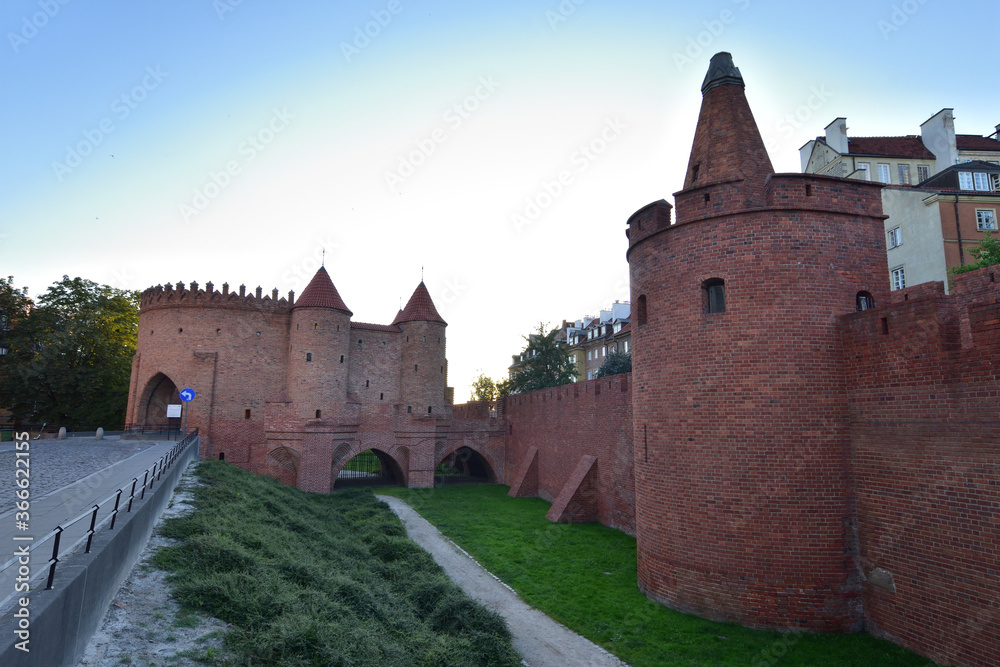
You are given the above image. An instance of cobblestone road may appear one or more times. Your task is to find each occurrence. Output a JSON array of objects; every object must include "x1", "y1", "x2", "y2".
[{"x1": 0, "y1": 438, "x2": 157, "y2": 515}]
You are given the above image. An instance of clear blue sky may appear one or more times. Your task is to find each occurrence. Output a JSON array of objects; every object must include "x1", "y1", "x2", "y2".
[{"x1": 2, "y1": 0, "x2": 997, "y2": 400}]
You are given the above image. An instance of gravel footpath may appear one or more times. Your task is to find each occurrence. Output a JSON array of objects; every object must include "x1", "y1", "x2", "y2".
[{"x1": 377, "y1": 494, "x2": 630, "y2": 667}]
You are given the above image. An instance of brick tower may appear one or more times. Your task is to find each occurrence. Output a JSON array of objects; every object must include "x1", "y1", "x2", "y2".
[
  {"x1": 393, "y1": 282, "x2": 448, "y2": 418},
  {"x1": 627, "y1": 53, "x2": 888, "y2": 631}
]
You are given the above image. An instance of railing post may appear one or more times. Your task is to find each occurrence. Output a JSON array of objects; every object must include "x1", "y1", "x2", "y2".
[
  {"x1": 140, "y1": 470, "x2": 149, "y2": 500},
  {"x1": 85, "y1": 504, "x2": 99, "y2": 553},
  {"x1": 127, "y1": 478, "x2": 137, "y2": 512},
  {"x1": 158, "y1": 457, "x2": 165, "y2": 480},
  {"x1": 46, "y1": 527, "x2": 63, "y2": 590},
  {"x1": 110, "y1": 489, "x2": 123, "y2": 529}
]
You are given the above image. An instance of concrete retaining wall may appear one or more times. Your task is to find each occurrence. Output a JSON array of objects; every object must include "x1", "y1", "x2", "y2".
[{"x1": 0, "y1": 436, "x2": 200, "y2": 667}]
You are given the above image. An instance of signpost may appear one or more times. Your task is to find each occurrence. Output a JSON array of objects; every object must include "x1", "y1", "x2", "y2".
[{"x1": 180, "y1": 388, "x2": 195, "y2": 437}]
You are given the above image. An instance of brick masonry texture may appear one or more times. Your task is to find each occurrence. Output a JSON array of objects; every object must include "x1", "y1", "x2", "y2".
[{"x1": 125, "y1": 54, "x2": 999, "y2": 667}]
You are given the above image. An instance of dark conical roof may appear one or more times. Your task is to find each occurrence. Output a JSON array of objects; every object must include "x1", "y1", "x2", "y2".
[
  {"x1": 682, "y1": 52, "x2": 773, "y2": 194},
  {"x1": 293, "y1": 267, "x2": 352, "y2": 314},
  {"x1": 394, "y1": 282, "x2": 446, "y2": 325}
]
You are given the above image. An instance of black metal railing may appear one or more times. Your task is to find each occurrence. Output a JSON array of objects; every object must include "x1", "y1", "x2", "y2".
[{"x1": 0, "y1": 429, "x2": 199, "y2": 610}]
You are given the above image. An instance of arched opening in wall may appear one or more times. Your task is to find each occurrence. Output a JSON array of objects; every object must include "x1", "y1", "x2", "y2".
[
  {"x1": 856, "y1": 291, "x2": 876, "y2": 311},
  {"x1": 434, "y1": 447, "x2": 495, "y2": 486},
  {"x1": 266, "y1": 446, "x2": 300, "y2": 487},
  {"x1": 333, "y1": 449, "x2": 404, "y2": 490},
  {"x1": 137, "y1": 372, "x2": 182, "y2": 434}
]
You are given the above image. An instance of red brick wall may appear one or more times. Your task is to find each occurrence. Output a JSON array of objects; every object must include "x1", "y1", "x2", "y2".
[
  {"x1": 503, "y1": 375, "x2": 635, "y2": 535},
  {"x1": 842, "y1": 268, "x2": 1000, "y2": 667}
]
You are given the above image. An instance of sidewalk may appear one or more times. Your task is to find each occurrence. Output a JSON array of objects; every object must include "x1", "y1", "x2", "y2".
[{"x1": 0, "y1": 439, "x2": 178, "y2": 611}]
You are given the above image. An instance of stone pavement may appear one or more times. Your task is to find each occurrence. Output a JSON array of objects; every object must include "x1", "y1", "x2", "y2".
[{"x1": 0, "y1": 438, "x2": 178, "y2": 611}]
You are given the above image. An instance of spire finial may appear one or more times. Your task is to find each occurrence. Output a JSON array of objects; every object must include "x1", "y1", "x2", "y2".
[
  {"x1": 421, "y1": 265, "x2": 424, "y2": 282},
  {"x1": 322, "y1": 248, "x2": 325, "y2": 267}
]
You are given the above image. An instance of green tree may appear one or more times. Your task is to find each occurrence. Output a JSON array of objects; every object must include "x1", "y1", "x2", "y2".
[
  {"x1": 596, "y1": 351, "x2": 632, "y2": 378},
  {"x1": 470, "y1": 371, "x2": 497, "y2": 402},
  {"x1": 950, "y1": 231, "x2": 1000, "y2": 275},
  {"x1": 0, "y1": 276, "x2": 140, "y2": 429},
  {"x1": 509, "y1": 322, "x2": 577, "y2": 394},
  {"x1": 495, "y1": 377, "x2": 511, "y2": 398}
]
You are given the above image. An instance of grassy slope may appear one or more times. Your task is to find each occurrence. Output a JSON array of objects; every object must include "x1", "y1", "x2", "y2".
[
  {"x1": 154, "y1": 461, "x2": 521, "y2": 667},
  {"x1": 380, "y1": 485, "x2": 933, "y2": 667}
]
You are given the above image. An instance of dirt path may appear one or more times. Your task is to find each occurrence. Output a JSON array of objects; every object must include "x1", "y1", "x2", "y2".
[{"x1": 377, "y1": 494, "x2": 629, "y2": 667}]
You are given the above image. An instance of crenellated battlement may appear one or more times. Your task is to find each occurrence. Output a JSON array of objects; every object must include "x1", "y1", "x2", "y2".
[{"x1": 140, "y1": 280, "x2": 296, "y2": 312}]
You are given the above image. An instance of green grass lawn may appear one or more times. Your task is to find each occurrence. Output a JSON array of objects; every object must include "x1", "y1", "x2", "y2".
[
  {"x1": 379, "y1": 485, "x2": 934, "y2": 667},
  {"x1": 154, "y1": 460, "x2": 520, "y2": 666}
]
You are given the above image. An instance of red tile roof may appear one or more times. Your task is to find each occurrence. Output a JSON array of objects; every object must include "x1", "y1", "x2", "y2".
[
  {"x1": 351, "y1": 322, "x2": 401, "y2": 333},
  {"x1": 293, "y1": 267, "x2": 352, "y2": 313},
  {"x1": 956, "y1": 134, "x2": 1000, "y2": 152},
  {"x1": 394, "y1": 282, "x2": 446, "y2": 325},
  {"x1": 846, "y1": 136, "x2": 935, "y2": 160}
]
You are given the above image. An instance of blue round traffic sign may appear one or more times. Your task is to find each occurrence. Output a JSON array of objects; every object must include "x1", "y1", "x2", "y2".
[{"x1": 180, "y1": 388, "x2": 195, "y2": 402}]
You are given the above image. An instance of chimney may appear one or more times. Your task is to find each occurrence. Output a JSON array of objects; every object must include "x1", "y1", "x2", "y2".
[{"x1": 824, "y1": 118, "x2": 849, "y2": 154}]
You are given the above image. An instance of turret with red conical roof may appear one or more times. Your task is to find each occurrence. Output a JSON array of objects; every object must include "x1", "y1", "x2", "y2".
[
  {"x1": 396, "y1": 281, "x2": 449, "y2": 418},
  {"x1": 287, "y1": 266, "x2": 353, "y2": 418}
]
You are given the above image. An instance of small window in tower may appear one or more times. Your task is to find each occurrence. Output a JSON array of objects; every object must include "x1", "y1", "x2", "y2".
[
  {"x1": 440, "y1": 366, "x2": 443, "y2": 374},
  {"x1": 366, "y1": 379, "x2": 370, "y2": 387},
  {"x1": 704, "y1": 193, "x2": 710, "y2": 203},
  {"x1": 423, "y1": 336, "x2": 426, "y2": 342},
  {"x1": 314, "y1": 323, "x2": 318, "y2": 329},
  {"x1": 805, "y1": 184, "x2": 813, "y2": 196},
  {"x1": 337, "y1": 325, "x2": 340, "y2": 332},
  {"x1": 856, "y1": 291, "x2": 876, "y2": 311},
  {"x1": 219, "y1": 452, "x2": 225, "y2": 461},
  {"x1": 216, "y1": 328, "x2": 221, "y2": 335},
  {"x1": 178, "y1": 328, "x2": 183, "y2": 333},
  {"x1": 691, "y1": 163, "x2": 700, "y2": 183},
  {"x1": 637, "y1": 295, "x2": 647, "y2": 326},
  {"x1": 244, "y1": 409, "x2": 251, "y2": 419},
  {"x1": 428, "y1": 406, "x2": 432, "y2": 414},
  {"x1": 407, "y1": 406, "x2": 412, "y2": 414},
  {"x1": 703, "y1": 278, "x2": 726, "y2": 314},
  {"x1": 340, "y1": 355, "x2": 344, "y2": 363},
  {"x1": 358, "y1": 339, "x2": 363, "y2": 347},
  {"x1": 380, "y1": 393, "x2": 384, "y2": 400},
  {"x1": 315, "y1": 409, "x2": 321, "y2": 419},
  {"x1": 306, "y1": 353, "x2": 312, "y2": 362},
  {"x1": 414, "y1": 364, "x2": 418, "y2": 372}
]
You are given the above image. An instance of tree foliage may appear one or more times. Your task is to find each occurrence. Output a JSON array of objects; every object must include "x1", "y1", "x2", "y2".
[
  {"x1": 509, "y1": 322, "x2": 576, "y2": 394},
  {"x1": 0, "y1": 276, "x2": 140, "y2": 429},
  {"x1": 949, "y1": 231, "x2": 1000, "y2": 275},
  {"x1": 596, "y1": 351, "x2": 632, "y2": 378},
  {"x1": 471, "y1": 371, "x2": 497, "y2": 402}
]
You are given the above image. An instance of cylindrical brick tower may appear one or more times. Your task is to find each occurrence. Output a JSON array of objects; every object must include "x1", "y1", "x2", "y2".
[
  {"x1": 393, "y1": 282, "x2": 448, "y2": 417},
  {"x1": 627, "y1": 53, "x2": 888, "y2": 632},
  {"x1": 287, "y1": 267, "x2": 353, "y2": 421}
]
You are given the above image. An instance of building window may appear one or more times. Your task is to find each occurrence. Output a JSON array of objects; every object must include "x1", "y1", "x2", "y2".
[
  {"x1": 357, "y1": 339, "x2": 363, "y2": 347},
  {"x1": 315, "y1": 410, "x2": 321, "y2": 419},
  {"x1": 428, "y1": 406, "x2": 432, "y2": 414},
  {"x1": 414, "y1": 364, "x2": 418, "y2": 372},
  {"x1": 877, "y1": 163, "x2": 891, "y2": 183},
  {"x1": 857, "y1": 163, "x2": 871, "y2": 180},
  {"x1": 977, "y1": 209, "x2": 998, "y2": 231},
  {"x1": 637, "y1": 295, "x2": 647, "y2": 325},
  {"x1": 340, "y1": 355, "x2": 344, "y2": 363},
  {"x1": 365, "y1": 379, "x2": 369, "y2": 387},
  {"x1": 856, "y1": 291, "x2": 876, "y2": 311},
  {"x1": 407, "y1": 406, "x2": 412, "y2": 414},
  {"x1": 602, "y1": 346, "x2": 606, "y2": 357},
  {"x1": 891, "y1": 266, "x2": 906, "y2": 291},
  {"x1": 959, "y1": 172, "x2": 975, "y2": 190},
  {"x1": 887, "y1": 226, "x2": 902, "y2": 249},
  {"x1": 897, "y1": 164, "x2": 911, "y2": 185},
  {"x1": 974, "y1": 172, "x2": 993, "y2": 191},
  {"x1": 306, "y1": 352, "x2": 312, "y2": 362},
  {"x1": 703, "y1": 278, "x2": 726, "y2": 313},
  {"x1": 917, "y1": 165, "x2": 930, "y2": 182},
  {"x1": 623, "y1": 340, "x2": 629, "y2": 353},
  {"x1": 244, "y1": 409, "x2": 251, "y2": 419}
]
